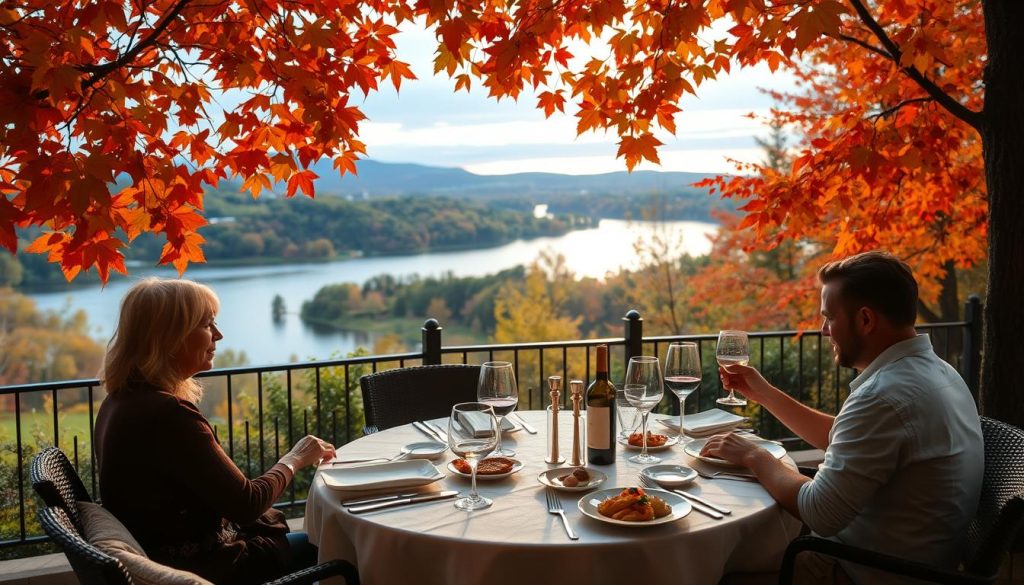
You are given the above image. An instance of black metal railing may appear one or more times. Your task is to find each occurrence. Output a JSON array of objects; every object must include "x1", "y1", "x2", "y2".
[{"x1": 0, "y1": 297, "x2": 983, "y2": 552}]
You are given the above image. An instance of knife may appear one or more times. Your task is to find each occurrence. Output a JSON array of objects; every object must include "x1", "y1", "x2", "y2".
[
  {"x1": 682, "y1": 498, "x2": 725, "y2": 520},
  {"x1": 511, "y1": 413, "x2": 537, "y2": 435},
  {"x1": 348, "y1": 490, "x2": 458, "y2": 513},
  {"x1": 667, "y1": 489, "x2": 732, "y2": 516},
  {"x1": 342, "y1": 491, "x2": 430, "y2": 507},
  {"x1": 424, "y1": 421, "x2": 449, "y2": 442},
  {"x1": 413, "y1": 421, "x2": 444, "y2": 443}
]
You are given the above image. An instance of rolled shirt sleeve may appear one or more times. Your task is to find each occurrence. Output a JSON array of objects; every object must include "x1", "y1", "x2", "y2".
[{"x1": 798, "y1": 386, "x2": 905, "y2": 537}]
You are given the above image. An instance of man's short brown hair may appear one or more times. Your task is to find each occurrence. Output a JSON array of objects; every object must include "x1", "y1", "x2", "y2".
[{"x1": 818, "y1": 251, "x2": 918, "y2": 327}]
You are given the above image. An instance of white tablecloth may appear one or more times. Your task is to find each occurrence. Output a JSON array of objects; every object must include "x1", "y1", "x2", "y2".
[{"x1": 305, "y1": 410, "x2": 801, "y2": 585}]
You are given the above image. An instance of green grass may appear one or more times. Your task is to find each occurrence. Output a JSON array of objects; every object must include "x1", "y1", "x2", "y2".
[{"x1": 0, "y1": 411, "x2": 94, "y2": 448}]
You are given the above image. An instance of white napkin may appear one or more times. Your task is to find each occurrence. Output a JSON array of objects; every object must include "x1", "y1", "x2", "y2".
[
  {"x1": 658, "y1": 408, "x2": 748, "y2": 437},
  {"x1": 454, "y1": 411, "x2": 513, "y2": 437}
]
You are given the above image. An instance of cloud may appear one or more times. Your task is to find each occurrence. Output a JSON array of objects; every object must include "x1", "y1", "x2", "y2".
[{"x1": 354, "y1": 21, "x2": 797, "y2": 174}]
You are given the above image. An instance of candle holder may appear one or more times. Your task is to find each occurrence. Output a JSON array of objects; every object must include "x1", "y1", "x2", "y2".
[
  {"x1": 545, "y1": 376, "x2": 565, "y2": 464},
  {"x1": 569, "y1": 379, "x2": 584, "y2": 467}
]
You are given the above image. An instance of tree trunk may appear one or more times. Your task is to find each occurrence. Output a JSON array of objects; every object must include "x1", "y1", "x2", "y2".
[{"x1": 980, "y1": 0, "x2": 1024, "y2": 428}]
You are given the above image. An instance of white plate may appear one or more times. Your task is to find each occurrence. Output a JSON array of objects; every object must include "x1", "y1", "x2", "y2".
[
  {"x1": 640, "y1": 465, "x2": 698, "y2": 487},
  {"x1": 617, "y1": 434, "x2": 680, "y2": 451},
  {"x1": 684, "y1": 435, "x2": 787, "y2": 466},
  {"x1": 537, "y1": 467, "x2": 607, "y2": 492},
  {"x1": 320, "y1": 460, "x2": 445, "y2": 491},
  {"x1": 447, "y1": 458, "x2": 524, "y2": 480},
  {"x1": 578, "y1": 487, "x2": 692, "y2": 527}
]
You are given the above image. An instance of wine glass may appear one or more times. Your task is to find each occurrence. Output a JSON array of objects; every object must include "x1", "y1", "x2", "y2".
[
  {"x1": 623, "y1": 356, "x2": 664, "y2": 464},
  {"x1": 477, "y1": 361, "x2": 518, "y2": 457},
  {"x1": 448, "y1": 402, "x2": 500, "y2": 511},
  {"x1": 615, "y1": 388, "x2": 640, "y2": 438},
  {"x1": 716, "y1": 330, "x2": 750, "y2": 406},
  {"x1": 664, "y1": 342, "x2": 701, "y2": 443}
]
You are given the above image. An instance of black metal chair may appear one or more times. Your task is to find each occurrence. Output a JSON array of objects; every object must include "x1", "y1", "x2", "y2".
[
  {"x1": 779, "y1": 416, "x2": 1024, "y2": 584},
  {"x1": 360, "y1": 364, "x2": 481, "y2": 431},
  {"x1": 31, "y1": 447, "x2": 360, "y2": 585}
]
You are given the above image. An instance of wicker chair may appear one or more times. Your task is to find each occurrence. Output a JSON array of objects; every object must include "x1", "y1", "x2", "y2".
[
  {"x1": 31, "y1": 447, "x2": 360, "y2": 585},
  {"x1": 779, "y1": 416, "x2": 1024, "y2": 584},
  {"x1": 360, "y1": 364, "x2": 481, "y2": 431}
]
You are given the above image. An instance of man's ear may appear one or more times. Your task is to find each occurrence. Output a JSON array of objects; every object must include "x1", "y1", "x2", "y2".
[{"x1": 856, "y1": 306, "x2": 877, "y2": 333}]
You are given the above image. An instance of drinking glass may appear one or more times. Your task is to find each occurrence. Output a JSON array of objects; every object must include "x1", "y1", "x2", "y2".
[
  {"x1": 664, "y1": 342, "x2": 701, "y2": 443},
  {"x1": 615, "y1": 388, "x2": 640, "y2": 438},
  {"x1": 477, "y1": 361, "x2": 518, "y2": 457},
  {"x1": 716, "y1": 330, "x2": 750, "y2": 406},
  {"x1": 624, "y1": 356, "x2": 664, "y2": 464},
  {"x1": 448, "y1": 402, "x2": 499, "y2": 511}
]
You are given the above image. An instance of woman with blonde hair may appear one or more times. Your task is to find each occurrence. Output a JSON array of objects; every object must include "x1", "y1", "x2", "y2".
[{"x1": 95, "y1": 278, "x2": 335, "y2": 584}]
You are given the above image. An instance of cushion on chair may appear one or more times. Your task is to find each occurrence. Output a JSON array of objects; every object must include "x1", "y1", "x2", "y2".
[{"x1": 77, "y1": 502, "x2": 213, "y2": 585}]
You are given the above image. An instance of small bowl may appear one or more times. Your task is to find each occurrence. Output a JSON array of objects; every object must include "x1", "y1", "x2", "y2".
[
  {"x1": 640, "y1": 464, "x2": 698, "y2": 487},
  {"x1": 400, "y1": 441, "x2": 448, "y2": 459}
]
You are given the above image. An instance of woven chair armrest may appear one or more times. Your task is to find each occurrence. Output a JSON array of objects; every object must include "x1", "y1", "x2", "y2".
[
  {"x1": 779, "y1": 536, "x2": 992, "y2": 585},
  {"x1": 263, "y1": 560, "x2": 360, "y2": 585}
]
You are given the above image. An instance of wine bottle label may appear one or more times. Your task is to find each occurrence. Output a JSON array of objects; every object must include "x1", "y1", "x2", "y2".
[{"x1": 586, "y1": 406, "x2": 612, "y2": 449}]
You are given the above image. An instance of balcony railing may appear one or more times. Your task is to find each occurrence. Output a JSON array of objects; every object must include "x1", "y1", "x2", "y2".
[{"x1": 0, "y1": 297, "x2": 983, "y2": 554}]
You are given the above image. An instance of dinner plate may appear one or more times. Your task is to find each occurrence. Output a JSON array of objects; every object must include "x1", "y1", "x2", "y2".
[
  {"x1": 321, "y1": 460, "x2": 445, "y2": 491},
  {"x1": 446, "y1": 458, "x2": 524, "y2": 480},
  {"x1": 684, "y1": 435, "x2": 787, "y2": 466},
  {"x1": 537, "y1": 467, "x2": 607, "y2": 492},
  {"x1": 577, "y1": 487, "x2": 692, "y2": 527},
  {"x1": 640, "y1": 464, "x2": 698, "y2": 487},
  {"x1": 617, "y1": 434, "x2": 680, "y2": 451}
]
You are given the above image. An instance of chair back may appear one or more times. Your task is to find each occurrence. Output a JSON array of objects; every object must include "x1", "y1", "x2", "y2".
[
  {"x1": 37, "y1": 506, "x2": 133, "y2": 585},
  {"x1": 30, "y1": 446, "x2": 93, "y2": 531},
  {"x1": 963, "y1": 416, "x2": 1024, "y2": 576},
  {"x1": 360, "y1": 364, "x2": 482, "y2": 430}
]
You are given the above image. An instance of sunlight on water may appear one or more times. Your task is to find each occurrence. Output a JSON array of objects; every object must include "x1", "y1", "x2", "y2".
[{"x1": 27, "y1": 220, "x2": 716, "y2": 363}]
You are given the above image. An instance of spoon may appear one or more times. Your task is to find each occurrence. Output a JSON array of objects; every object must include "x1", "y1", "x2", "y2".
[{"x1": 328, "y1": 441, "x2": 447, "y2": 466}]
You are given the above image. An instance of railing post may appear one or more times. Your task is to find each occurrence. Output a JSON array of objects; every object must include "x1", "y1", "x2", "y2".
[
  {"x1": 422, "y1": 318, "x2": 442, "y2": 365},
  {"x1": 623, "y1": 310, "x2": 643, "y2": 365},
  {"x1": 961, "y1": 294, "x2": 983, "y2": 402}
]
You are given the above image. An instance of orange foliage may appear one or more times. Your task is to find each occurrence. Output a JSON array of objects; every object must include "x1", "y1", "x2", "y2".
[
  {"x1": 694, "y1": 0, "x2": 985, "y2": 322},
  {"x1": 1, "y1": 0, "x2": 986, "y2": 287}
]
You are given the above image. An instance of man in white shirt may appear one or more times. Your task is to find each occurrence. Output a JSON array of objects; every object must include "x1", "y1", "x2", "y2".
[{"x1": 703, "y1": 251, "x2": 984, "y2": 584}]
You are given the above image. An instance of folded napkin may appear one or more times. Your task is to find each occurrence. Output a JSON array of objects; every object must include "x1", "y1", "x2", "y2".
[
  {"x1": 324, "y1": 479, "x2": 443, "y2": 504},
  {"x1": 454, "y1": 411, "x2": 513, "y2": 437},
  {"x1": 658, "y1": 408, "x2": 748, "y2": 437}
]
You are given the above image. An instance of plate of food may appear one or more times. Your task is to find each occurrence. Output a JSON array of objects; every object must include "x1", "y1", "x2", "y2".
[
  {"x1": 684, "y1": 435, "x2": 787, "y2": 466},
  {"x1": 617, "y1": 431, "x2": 680, "y2": 451},
  {"x1": 447, "y1": 457, "x2": 523, "y2": 480},
  {"x1": 578, "y1": 487, "x2": 692, "y2": 527},
  {"x1": 537, "y1": 467, "x2": 607, "y2": 492}
]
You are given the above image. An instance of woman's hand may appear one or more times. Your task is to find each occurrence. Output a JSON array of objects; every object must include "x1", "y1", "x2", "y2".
[{"x1": 280, "y1": 435, "x2": 336, "y2": 471}]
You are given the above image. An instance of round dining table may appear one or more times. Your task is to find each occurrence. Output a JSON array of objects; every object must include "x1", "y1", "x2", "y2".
[{"x1": 304, "y1": 410, "x2": 802, "y2": 585}]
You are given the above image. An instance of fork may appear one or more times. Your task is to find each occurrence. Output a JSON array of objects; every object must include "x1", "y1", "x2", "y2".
[
  {"x1": 638, "y1": 475, "x2": 726, "y2": 518},
  {"x1": 545, "y1": 488, "x2": 578, "y2": 540}
]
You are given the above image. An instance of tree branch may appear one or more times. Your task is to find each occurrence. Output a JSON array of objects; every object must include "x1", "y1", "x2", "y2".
[
  {"x1": 869, "y1": 97, "x2": 934, "y2": 120},
  {"x1": 32, "y1": 0, "x2": 193, "y2": 101},
  {"x1": 845, "y1": 0, "x2": 982, "y2": 130}
]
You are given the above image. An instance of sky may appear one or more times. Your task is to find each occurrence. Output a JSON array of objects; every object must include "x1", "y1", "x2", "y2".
[{"x1": 353, "y1": 25, "x2": 800, "y2": 176}]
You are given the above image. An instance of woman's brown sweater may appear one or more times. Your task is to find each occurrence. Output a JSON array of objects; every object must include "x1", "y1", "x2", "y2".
[{"x1": 95, "y1": 384, "x2": 293, "y2": 584}]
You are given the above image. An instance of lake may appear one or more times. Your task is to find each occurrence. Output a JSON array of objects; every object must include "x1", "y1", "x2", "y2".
[{"x1": 28, "y1": 219, "x2": 717, "y2": 364}]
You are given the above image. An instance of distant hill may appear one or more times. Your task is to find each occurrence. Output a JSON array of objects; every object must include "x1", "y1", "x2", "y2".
[{"x1": 306, "y1": 159, "x2": 718, "y2": 198}]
